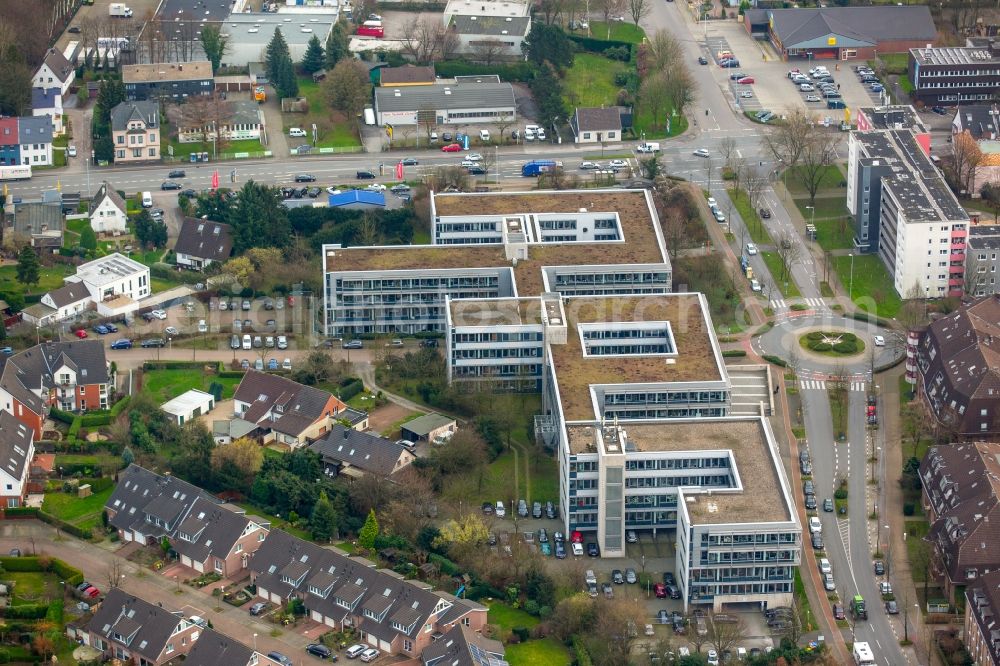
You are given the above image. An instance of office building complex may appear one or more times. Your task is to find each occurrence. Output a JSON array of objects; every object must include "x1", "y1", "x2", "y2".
[
  {"x1": 909, "y1": 43, "x2": 1000, "y2": 106},
  {"x1": 847, "y1": 128, "x2": 969, "y2": 298}
]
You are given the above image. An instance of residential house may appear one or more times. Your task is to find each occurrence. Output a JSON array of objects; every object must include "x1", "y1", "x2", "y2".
[
  {"x1": 104, "y1": 464, "x2": 213, "y2": 545},
  {"x1": 309, "y1": 424, "x2": 416, "y2": 479},
  {"x1": 0, "y1": 341, "x2": 111, "y2": 439},
  {"x1": 22, "y1": 282, "x2": 92, "y2": 327},
  {"x1": 0, "y1": 412, "x2": 35, "y2": 510},
  {"x1": 0, "y1": 117, "x2": 18, "y2": 165},
  {"x1": 122, "y1": 61, "x2": 214, "y2": 101},
  {"x1": 83, "y1": 588, "x2": 202, "y2": 664},
  {"x1": 32, "y1": 87, "x2": 64, "y2": 135},
  {"x1": 33, "y1": 48, "x2": 75, "y2": 96},
  {"x1": 232, "y1": 370, "x2": 348, "y2": 448},
  {"x1": 11, "y1": 201, "x2": 64, "y2": 251},
  {"x1": 88, "y1": 182, "x2": 129, "y2": 234},
  {"x1": 450, "y1": 15, "x2": 531, "y2": 60},
  {"x1": 172, "y1": 495, "x2": 269, "y2": 577},
  {"x1": 966, "y1": 225, "x2": 1000, "y2": 297},
  {"x1": 110, "y1": 100, "x2": 160, "y2": 164},
  {"x1": 965, "y1": 570, "x2": 1000, "y2": 666},
  {"x1": 916, "y1": 295, "x2": 1000, "y2": 438},
  {"x1": 952, "y1": 104, "x2": 1000, "y2": 140},
  {"x1": 14, "y1": 116, "x2": 54, "y2": 166},
  {"x1": 174, "y1": 218, "x2": 233, "y2": 271},
  {"x1": 64, "y1": 252, "x2": 152, "y2": 317},
  {"x1": 570, "y1": 106, "x2": 623, "y2": 144},
  {"x1": 181, "y1": 628, "x2": 282, "y2": 666},
  {"x1": 249, "y1": 529, "x2": 488, "y2": 659},
  {"x1": 378, "y1": 65, "x2": 436, "y2": 87},
  {"x1": 921, "y1": 442, "x2": 1000, "y2": 599},
  {"x1": 160, "y1": 389, "x2": 215, "y2": 426},
  {"x1": 421, "y1": 625, "x2": 506, "y2": 666},
  {"x1": 176, "y1": 99, "x2": 264, "y2": 143}
]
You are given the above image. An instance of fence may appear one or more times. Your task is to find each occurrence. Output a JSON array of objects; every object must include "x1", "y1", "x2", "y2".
[{"x1": 291, "y1": 146, "x2": 365, "y2": 156}]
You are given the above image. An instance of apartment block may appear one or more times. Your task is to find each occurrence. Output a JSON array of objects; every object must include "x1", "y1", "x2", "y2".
[
  {"x1": 966, "y1": 570, "x2": 1000, "y2": 666},
  {"x1": 967, "y1": 225, "x2": 1000, "y2": 297},
  {"x1": 847, "y1": 128, "x2": 969, "y2": 298},
  {"x1": 322, "y1": 189, "x2": 672, "y2": 336}
]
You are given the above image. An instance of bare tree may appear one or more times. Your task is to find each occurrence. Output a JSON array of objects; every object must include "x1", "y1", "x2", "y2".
[
  {"x1": 640, "y1": 72, "x2": 670, "y2": 133},
  {"x1": 172, "y1": 93, "x2": 235, "y2": 148},
  {"x1": 429, "y1": 166, "x2": 470, "y2": 192},
  {"x1": 744, "y1": 164, "x2": 767, "y2": 213},
  {"x1": 661, "y1": 206, "x2": 687, "y2": 261},
  {"x1": 401, "y1": 19, "x2": 440, "y2": 63},
  {"x1": 719, "y1": 138, "x2": 738, "y2": 173},
  {"x1": 774, "y1": 233, "x2": 801, "y2": 283},
  {"x1": 950, "y1": 130, "x2": 983, "y2": 195},
  {"x1": 763, "y1": 110, "x2": 815, "y2": 174},
  {"x1": 598, "y1": 0, "x2": 628, "y2": 37},
  {"x1": 796, "y1": 129, "x2": 838, "y2": 205},
  {"x1": 663, "y1": 62, "x2": 695, "y2": 117},
  {"x1": 585, "y1": 598, "x2": 647, "y2": 665},
  {"x1": 470, "y1": 39, "x2": 507, "y2": 66},
  {"x1": 106, "y1": 558, "x2": 126, "y2": 590},
  {"x1": 494, "y1": 115, "x2": 516, "y2": 144},
  {"x1": 628, "y1": 0, "x2": 651, "y2": 25},
  {"x1": 435, "y1": 24, "x2": 460, "y2": 61},
  {"x1": 644, "y1": 30, "x2": 683, "y2": 72},
  {"x1": 708, "y1": 614, "x2": 749, "y2": 658},
  {"x1": 356, "y1": 211, "x2": 383, "y2": 246}
]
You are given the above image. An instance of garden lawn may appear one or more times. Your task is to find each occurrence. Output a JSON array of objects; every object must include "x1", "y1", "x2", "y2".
[
  {"x1": 810, "y1": 215, "x2": 855, "y2": 251},
  {"x1": 289, "y1": 77, "x2": 362, "y2": 149},
  {"x1": 235, "y1": 503, "x2": 311, "y2": 541},
  {"x1": 141, "y1": 368, "x2": 242, "y2": 402},
  {"x1": 443, "y1": 450, "x2": 520, "y2": 506},
  {"x1": 6, "y1": 571, "x2": 61, "y2": 605},
  {"x1": 165, "y1": 137, "x2": 265, "y2": 160},
  {"x1": 585, "y1": 21, "x2": 646, "y2": 43},
  {"x1": 794, "y1": 196, "x2": 849, "y2": 225},
  {"x1": 42, "y1": 486, "x2": 113, "y2": 532},
  {"x1": 784, "y1": 164, "x2": 846, "y2": 196},
  {"x1": 0, "y1": 265, "x2": 73, "y2": 301},
  {"x1": 832, "y1": 253, "x2": 902, "y2": 318},
  {"x1": 761, "y1": 252, "x2": 802, "y2": 298},
  {"x1": 729, "y1": 189, "x2": 773, "y2": 245},
  {"x1": 563, "y1": 53, "x2": 627, "y2": 109},
  {"x1": 632, "y1": 104, "x2": 686, "y2": 139},
  {"x1": 870, "y1": 53, "x2": 908, "y2": 74},
  {"x1": 505, "y1": 638, "x2": 572, "y2": 666},
  {"x1": 488, "y1": 602, "x2": 539, "y2": 631}
]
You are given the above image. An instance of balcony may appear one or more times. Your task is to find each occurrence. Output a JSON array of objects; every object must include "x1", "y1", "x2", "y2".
[
  {"x1": 950, "y1": 242, "x2": 966, "y2": 251},
  {"x1": 948, "y1": 277, "x2": 965, "y2": 288}
]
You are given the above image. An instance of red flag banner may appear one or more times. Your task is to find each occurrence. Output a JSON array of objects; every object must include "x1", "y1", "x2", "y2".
[
  {"x1": 396, "y1": 162, "x2": 404, "y2": 180},
  {"x1": 211, "y1": 170, "x2": 219, "y2": 190}
]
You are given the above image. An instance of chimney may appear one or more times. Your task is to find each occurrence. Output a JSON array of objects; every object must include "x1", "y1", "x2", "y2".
[
  {"x1": 343, "y1": 428, "x2": 349, "y2": 439},
  {"x1": 179, "y1": 63, "x2": 183, "y2": 71}
]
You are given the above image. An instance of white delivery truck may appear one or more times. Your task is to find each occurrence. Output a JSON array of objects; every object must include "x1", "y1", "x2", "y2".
[
  {"x1": 853, "y1": 641, "x2": 875, "y2": 666},
  {"x1": 109, "y1": 3, "x2": 133, "y2": 17}
]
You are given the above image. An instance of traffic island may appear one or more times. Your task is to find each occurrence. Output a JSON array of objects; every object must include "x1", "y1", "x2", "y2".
[{"x1": 798, "y1": 330, "x2": 865, "y2": 357}]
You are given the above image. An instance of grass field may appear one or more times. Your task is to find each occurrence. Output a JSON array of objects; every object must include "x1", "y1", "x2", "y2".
[
  {"x1": 42, "y1": 486, "x2": 113, "y2": 533},
  {"x1": 632, "y1": 103, "x2": 687, "y2": 139},
  {"x1": 563, "y1": 53, "x2": 628, "y2": 109},
  {"x1": 506, "y1": 638, "x2": 572, "y2": 666},
  {"x1": 833, "y1": 253, "x2": 902, "y2": 318},
  {"x1": 289, "y1": 77, "x2": 362, "y2": 149},
  {"x1": 0, "y1": 264, "x2": 74, "y2": 300},
  {"x1": 489, "y1": 602, "x2": 540, "y2": 630},
  {"x1": 795, "y1": 196, "x2": 850, "y2": 226},
  {"x1": 583, "y1": 21, "x2": 646, "y2": 43},
  {"x1": 870, "y1": 53, "x2": 909, "y2": 74},
  {"x1": 784, "y1": 164, "x2": 846, "y2": 196},
  {"x1": 729, "y1": 189, "x2": 773, "y2": 245},
  {"x1": 166, "y1": 137, "x2": 265, "y2": 160},
  {"x1": 810, "y1": 214, "x2": 855, "y2": 251},
  {"x1": 761, "y1": 251, "x2": 802, "y2": 298},
  {"x1": 7, "y1": 571, "x2": 62, "y2": 605},
  {"x1": 236, "y1": 502, "x2": 312, "y2": 541},
  {"x1": 141, "y1": 368, "x2": 242, "y2": 402}
]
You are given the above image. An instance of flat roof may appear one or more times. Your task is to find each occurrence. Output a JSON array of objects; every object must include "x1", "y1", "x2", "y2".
[
  {"x1": 858, "y1": 105, "x2": 926, "y2": 132},
  {"x1": 443, "y1": 0, "x2": 530, "y2": 18},
  {"x1": 400, "y1": 412, "x2": 455, "y2": 436},
  {"x1": 375, "y1": 82, "x2": 516, "y2": 113},
  {"x1": 222, "y1": 14, "x2": 336, "y2": 44},
  {"x1": 324, "y1": 190, "x2": 667, "y2": 296},
  {"x1": 911, "y1": 46, "x2": 1000, "y2": 66},
  {"x1": 566, "y1": 418, "x2": 792, "y2": 525},
  {"x1": 968, "y1": 225, "x2": 1000, "y2": 250},
  {"x1": 552, "y1": 294, "x2": 723, "y2": 422},
  {"x1": 73, "y1": 253, "x2": 148, "y2": 287},
  {"x1": 161, "y1": 389, "x2": 214, "y2": 415},
  {"x1": 449, "y1": 297, "x2": 543, "y2": 327},
  {"x1": 855, "y1": 130, "x2": 968, "y2": 223},
  {"x1": 123, "y1": 61, "x2": 212, "y2": 84}
]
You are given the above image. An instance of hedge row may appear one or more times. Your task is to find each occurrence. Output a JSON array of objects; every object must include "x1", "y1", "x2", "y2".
[
  {"x1": 339, "y1": 379, "x2": 364, "y2": 402},
  {"x1": 110, "y1": 396, "x2": 131, "y2": 418},
  {"x1": 3, "y1": 604, "x2": 47, "y2": 619},
  {"x1": 434, "y1": 59, "x2": 537, "y2": 82},
  {"x1": 218, "y1": 370, "x2": 246, "y2": 379},
  {"x1": 428, "y1": 553, "x2": 462, "y2": 577},
  {"x1": 849, "y1": 311, "x2": 894, "y2": 328},
  {"x1": 7, "y1": 508, "x2": 96, "y2": 541},
  {"x1": 144, "y1": 361, "x2": 221, "y2": 371},
  {"x1": 67, "y1": 418, "x2": 82, "y2": 440},
  {"x1": 0, "y1": 555, "x2": 86, "y2": 586},
  {"x1": 48, "y1": 408, "x2": 75, "y2": 425},
  {"x1": 567, "y1": 33, "x2": 634, "y2": 56},
  {"x1": 722, "y1": 350, "x2": 747, "y2": 357},
  {"x1": 762, "y1": 354, "x2": 788, "y2": 367}
]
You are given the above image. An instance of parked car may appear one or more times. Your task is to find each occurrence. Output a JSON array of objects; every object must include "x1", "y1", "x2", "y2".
[
  {"x1": 759, "y1": 208, "x2": 771, "y2": 219},
  {"x1": 602, "y1": 582, "x2": 613, "y2": 599},
  {"x1": 745, "y1": 242, "x2": 758, "y2": 256},
  {"x1": 625, "y1": 568, "x2": 637, "y2": 584},
  {"x1": 517, "y1": 499, "x2": 528, "y2": 517},
  {"x1": 345, "y1": 645, "x2": 367, "y2": 659},
  {"x1": 811, "y1": 533, "x2": 824, "y2": 549},
  {"x1": 654, "y1": 582, "x2": 667, "y2": 598},
  {"x1": 587, "y1": 542, "x2": 599, "y2": 557},
  {"x1": 360, "y1": 648, "x2": 380, "y2": 663},
  {"x1": 343, "y1": 340, "x2": 363, "y2": 349},
  {"x1": 294, "y1": 174, "x2": 316, "y2": 182},
  {"x1": 532, "y1": 501, "x2": 542, "y2": 518},
  {"x1": 481, "y1": 502, "x2": 493, "y2": 515},
  {"x1": 625, "y1": 530, "x2": 637, "y2": 543},
  {"x1": 545, "y1": 501, "x2": 556, "y2": 519},
  {"x1": 736, "y1": 76, "x2": 755, "y2": 84},
  {"x1": 824, "y1": 498, "x2": 834, "y2": 512},
  {"x1": 874, "y1": 560, "x2": 885, "y2": 575},
  {"x1": 441, "y1": 143, "x2": 462, "y2": 152},
  {"x1": 554, "y1": 542, "x2": 566, "y2": 558},
  {"x1": 665, "y1": 584, "x2": 680, "y2": 599},
  {"x1": 571, "y1": 542, "x2": 584, "y2": 557},
  {"x1": 141, "y1": 338, "x2": 165, "y2": 348},
  {"x1": 249, "y1": 602, "x2": 267, "y2": 616},
  {"x1": 885, "y1": 600, "x2": 899, "y2": 614},
  {"x1": 612, "y1": 569, "x2": 624, "y2": 584},
  {"x1": 306, "y1": 643, "x2": 332, "y2": 659},
  {"x1": 698, "y1": 56, "x2": 708, "y2": 64},
  {"x1": 110, "y1": 339, "x2": 133, "y2": 350},
  {"x1": 161, "y1": 181, "x2": 181, "y2": 190},
  {"x1": 833, "y1": 603, "x2": 845, "y2": 620},
  {"x1": 93, "y1": 324, "x2": 109, "y2": 335}
]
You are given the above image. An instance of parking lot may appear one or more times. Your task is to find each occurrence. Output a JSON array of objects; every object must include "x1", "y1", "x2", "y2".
[{"x1": 703, "y1": 21, "x2": 894, "y2": 117}]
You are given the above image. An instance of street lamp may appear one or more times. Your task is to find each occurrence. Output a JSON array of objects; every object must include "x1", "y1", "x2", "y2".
[
  {"x1": 885, "y1": 525, "x2": 892, "y2": 576},
  {"x1": 253, "y1": 633, "x2": 258, "y2": 652},
  {"x1": 849, "y1": 253, "x2": 855, "y2": 301}
]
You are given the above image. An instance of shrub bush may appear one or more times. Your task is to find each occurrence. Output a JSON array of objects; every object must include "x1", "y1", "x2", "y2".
[
  {"x1": 110, "y1": 396, "x2": 131, "y2": 418},
  {"x1": 812, "y1": 342, "x2": 832, "y2": 352},
  {"x1": 48, "y1": 408, "x2": 75, "y2": 425},
  {"x1": 67, "y1": 418, "x2": 82, "y2": 440},
  {"x1": 903, "y1": 503, "x2": 915, "y2": 516},
  {"x1": 511, "y1": 627, "x2": 530, "y2": 643},
  {"x1": 807, "y1": 331, "x2": 824, "y2": 341},
  {"x1": 833, "y1": 341, "x2": 857, "y2": 354},
  {"x1": 840, "y1": 332, "x2": 857, "y2": 342},
  {"x1": 762, "y1": 354, "x2": 787, "y2": 367},
  {"x1": 834, "y1": 487, "x2": 848, "y2": 500},
  {"x1": 338, "y1": 379, "x2": 364, "y2": 402},
  {"x1": 721, "y1": 350, "x2": 747, "y2": 358},
  {"x1": 3, "y1": 604, "x2": 48, "y2": 619},
  {"x1": 567, "y1": 34, "x2": 633, "y2": 57},
  {"x1": 427, "y1": 553, "x2": 461, "y2": 577}
]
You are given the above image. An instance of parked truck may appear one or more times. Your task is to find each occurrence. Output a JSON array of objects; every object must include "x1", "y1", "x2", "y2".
[
  {"x1": 109, "y1": 3, "x2": 133, "y2": 17},
  {"x1": 0, "y1": 165, "x2": 32, "y2": 181},
  {"x1": 853, "y1": 641, "x2": 875, "y2": 665},
  {"x1": 521, "y1": 160, "x2": 562, "y2": 177}
]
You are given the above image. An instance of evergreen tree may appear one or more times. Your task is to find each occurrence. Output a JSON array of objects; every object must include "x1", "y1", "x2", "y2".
[
  {"x1": 200, "y1": 24, "x2": 228, "y2": 73},
  {"x1": 325, "y1": 21, "x2": 350, "y2": 70},
  {"x1": 80, "y1": 225, "x2": 98, "y2": 253},
  {"x1": 309, "y1": 491, "x2": 338, "y2": 542},
  {"x1": 301, "y1": 34, "x2": 326, "y2": 75},
  {"x1": 227, "y1": 181, "x2": 292, "y2": 253},
  {"x1": 15, "y1": 246, "x2": 40, "y2": 290},
  {"x1": 358, "y1": 509, "x2": 378, "y2": 550},
  {"x1": 122, "y1": 446, "x2": 135, "y2": 467},
  {"x1": 96, "y1": 79, "x2": 126, "y2": 125},
  {"x1": 265, "y1": 28, "x2": 298, "y2": 99}
]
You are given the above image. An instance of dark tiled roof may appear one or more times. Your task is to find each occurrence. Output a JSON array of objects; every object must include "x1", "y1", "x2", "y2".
[
  {"x1": 89, "y1": 181, "x2": 128, "y2": 217},
  {"x1": 87, "y1": 588, "x2": 186, "y2": 663},
  {"x1": 41, "y1": 48, "x2": 74, "y2": 84},
  {"x1": 105, "y1": 464, "x2": 215, "y2": 538},
  {"x1": 379, "y1": 65, "x2": 436, "y2": 86},
  {"x1": 32, "y1": 87, "x2": 61, "y2": 110},
  {"x1": 12, "y1": 202, "x2": 63, "y2": 236},
  {"x1": 234, "y1": 370, "x2": 342, "y2": 438},
  {"x1": 422, "y1": 625, "x2": 506, "y2": 666},
  {"x1": 968, "y1": 225, "x2": 1000, "y2": 251},
  {"x1": 966, "y1": 571, "x2": 1000, "y2": 666},
  {"x1": 46, "y1": 282, "x2": 91, "y2": 309},
  {"x1": 110, "y1": 100, "x2": 160, "y2": 133},
  {"x1": 955, "y1": 104, "x2": 1000, "y2": 140},
  {"x1": 573, "y1": 107, "x2": 622, "y2": 133},
  {"x1": 767, "y1": 6, "x2": 935, "y2": 47},
  {"x1": 182, "y1": 628, "x2": 256, "y2": 666},
  {"x1": 174, "y1": 218, "x2": 233, "y2": 263},
  {"x1": 309, "y1": 424, "x2": 411, "y2": 476},
  {"x1": 0, "y1": 412, "x2": 33, "y2": 485},
  {"x1": 171, "y1": 495, "x2": 263, "y2": 564},
  {"x1": 0, "y1": 341, "x2": 110, "y2": 416},
  {"x1": 923, "y1": 296, "x2": 1000, "y2": 402}
]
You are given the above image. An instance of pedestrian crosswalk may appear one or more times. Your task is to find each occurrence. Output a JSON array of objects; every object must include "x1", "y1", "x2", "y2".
[
  {"x1": 850, "y1": 381, "x2": 866, "y2": 392},
  {"x1": 770, "y1": 299, "x2": 786, "y2": 309},
  {"x1": 799, "y1": 379, "x2": 827, "y2": 390},
  {"x1": 804, "y1": 298, "x2": 825, "y2": 308}
]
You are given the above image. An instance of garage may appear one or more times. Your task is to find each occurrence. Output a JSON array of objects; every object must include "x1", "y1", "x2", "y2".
[
  {"x1": 256, "y1": 586, "x2": 268, "y2": 600},
  {"x1": 181, "y1": 555, "x2": 192, "y2": 568},
  {"x1": 311, "y1": 610, "x2": 323, "y2": 623}
]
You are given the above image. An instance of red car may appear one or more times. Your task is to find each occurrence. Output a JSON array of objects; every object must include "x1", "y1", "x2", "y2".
[
  {"x1": 74, "y1": 329, "x2": 88, "y2": 338},
  {"x1": 654, "y1": 583, "x2": 667, "y2": 598},
  {"x1": 81, "y1": 585, "x2": 100, "y2": 599},
  {"x1": 570, "y1": 530, "x2": 583, "y2": 543},
  {"x1": 441, "y1": 143, "x2": 462, "y2": 152},
  {"x1": 737, "y1": 76, "x2": 755, "y2": 85}
]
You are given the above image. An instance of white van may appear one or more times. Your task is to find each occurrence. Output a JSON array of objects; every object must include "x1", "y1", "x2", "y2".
[
  {"x1": 636, "y1": 142, "x2": 661, "y2": 153},
  {"x1": 288, "y1": 127, "x2": 306, "y2": 137},
  {"x1": 523, "y1": 124, "x2": 539, "y2": 140},
  {"x1": 141, "y1": 191, "x2": 153, "y2": 208},
  {"x1": 479, "y1": 129, "x2": 491, "y2": 142},
  {"x1": 242, "y1": 334, "x2": 252, "y2": 350}
]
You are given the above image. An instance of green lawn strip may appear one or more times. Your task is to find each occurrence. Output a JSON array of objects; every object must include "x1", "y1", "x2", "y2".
[
  {"x1": 783, "y1": 164, "x2": 846, "y2": 196},
  {"x1": 141, "y1": 368, "x2": 242, "y2": 402},
  {"x1": 563, "y1": 53, "x2": 627, "y2": 109},
  {"x1": 793, "y1": 568, "x2": 817, "y2": 632},
  {"x1": 0, "y1": 265, "x2": 73, "y2": 300},
  {"x1": 526, "y1": 453, "x2": 560, "y2": 504},
  {"x1": 41, "y1": 486, "x2": 113, "y2": 529},
  {"x1": 958, "y1": 197, "x2": 1000, "y2": 218},
  {"x1": 728, "y1": 188, "x2": 772, "y2": 245},
  {"x1": 151, "y1": 277, "x2": 182, "y2": 294},
  {"x1": 6, "y1": 571, "x2": 61, "y2": 605},
  {"x1": 905, "y1": 519, "x2": 931, "y2": 583},
  {"x1": 674, "y1": 255, "x2": 745, "y2": 334},
  {"x1": 581, "y1": 21, "x2": 646, "y2": 43},
  {"x1": 760, "y1": 252, "x2": 802, "y2": 298},
  {"x1": 504, "y1": 638, "x2": 572, "y2": 666},
  {"x1": 898, "y1": 374, "x2": 916, "y2": 403},
  {"x1": 632, "y1": 104, "x2": 686, "y2": 139},
  {"x1": 832, "y1": 254, "x2": 902, "y2": 318},
  {"x1": 810, "y1": 215, "x2": 855, "y2": 251},
  {"x1": 442, "y1": 450, "x2": 520, "y2": 507},
  {"x1": 289, "y1": 77, "x2": 362, "y2": 149},
  {"x1": 488, "y1": 601, "x2": 540, "y2": 631},
  {"x1": 165, "y1": 137, "x2": 265, "y2": 160},
  {"x1": 870, "y1": 53, "x2": 908, "y2": 74}
]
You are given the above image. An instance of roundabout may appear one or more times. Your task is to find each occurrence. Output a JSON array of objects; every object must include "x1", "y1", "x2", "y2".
[{"x1": 798, "y1": 330, "x2": 865, "y2": 358}]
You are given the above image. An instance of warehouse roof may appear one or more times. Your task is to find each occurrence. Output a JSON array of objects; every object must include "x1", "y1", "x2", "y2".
[
  {"x1": 450, "y1": 14, "x2": 531, "y2": 36},
  {"x1": 122, "y1": 61, "x2": 212, "y2": 84},
  {"x1": 767, "y1": 6, "x2": 935, "y2": 48},
  {"x1": 374, "y1": 82, "x2": 515, "y2": 113}
]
